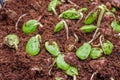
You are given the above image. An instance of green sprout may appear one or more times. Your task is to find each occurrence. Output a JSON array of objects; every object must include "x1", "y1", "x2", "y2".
[
  {"x1": 89, "y1": 48, "x2": 103, "y2": 59},
  {"x1": 26, "y1": 34, "x2": 41, "y2": 56},
  {"x1": 84, "y1": 9, "x2": 98, "y2": 25},
  {"x1": 48, "y1": 0, "x2": 61, "y2": 15},
  {"x1": 56, "y1": 54, "x2": 70, "y2": 71},
  {"x1": 59, "y1": 9, "x2": 82, "y2": 20},
  {"x1": 65, "y1": 66, "x2": 78, "y2": 77},
  {"x1": 3, "y1": 34, "x2": 19, "y2": 50},
  {"x1": 22, "y1": 20, "x2": 43, "y2": 34},
  {"x1": 45, "y1": 41, "x2": 60, "y2": 57},
  {"x1": 54, "y1": 20, "x2": 64, "y2": 33},
  {"x1": 102, "y1": 40, "x2": 114, "y2": 55},
  {"x1": 111, "y1": 21, "x2": 120, "y2": 32},
  {"x1": 80, "y1": 25, "x2": 97, "y2": 33},
  {"x1": 76, "y1": 43, "x2": 91, "y2": 60}
]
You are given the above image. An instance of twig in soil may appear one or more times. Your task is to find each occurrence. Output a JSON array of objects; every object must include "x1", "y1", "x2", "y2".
[
  {"x1": 15, "y1": 13, "x2": 27, "y2": 30},
  {"x1": 90, "y1": 71, "x2": 98, "y2": 80},
  {"x1": 73, "y1": 75, "x2": 77, "y2": 80},
  {"x1": 48, "y1": 59, "x2": 56, "y2": 75},
  {"x1": 62, "y1": 20, "x2": 69, "y2": 40}
]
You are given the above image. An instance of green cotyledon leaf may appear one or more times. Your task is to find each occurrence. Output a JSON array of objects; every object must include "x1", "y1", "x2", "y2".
[
  {"x1": 59, "y1": 9, "x2": 81, "y2": 19},
  {"x1": 48, "y1": 0, "x2": 60, "y2": 11},
  {"x1": 54, "y1": 21, "x2": 64, "y2": 33},
  {"x1": 76, "y1": 43, "x2": 91, "y2": 60},
  {"x1": 56, "y1": 54, "x2": 70, "y2": 71},
  {"x1": 26, "y1": 35, "x2": 41, "y2": 56},
  {"x1": 80, "y1": 25, "x2": 97, "y2": 33},
  {"x1": 102, "y1": 40, "x2": 114, "y2": 55},
  {"x1": 111, "y1": 21, "x2": 120, "y2": 32},
  {"x1": 22, "y1": 20, "x2": 39, "y2": 34},
  {"x1": 65, "y1": 66, "x2": 78, "y2": 77},
  {"x1": 45, "y1": 41, "x2": 60, "y2": 57},
  {"x1": 84, "y1": 10, "x2": 98, "y2": 25},
  {"x1": 89, "y1": 48, "x2": 103, "y2": 59}
]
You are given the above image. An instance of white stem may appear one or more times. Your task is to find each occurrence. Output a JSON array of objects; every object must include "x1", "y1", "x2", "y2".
[
  {"x1": 74, "y1": 33, "x2": 79, "y2": 43},
  {"x1": 62, "y1": 20, "x2": 69, "y2": 40},
  {"x1": 73, "y1": 75, "x2": 77, "y2": 80},
  {"x1": 77, "y1": 12, "x2": 84, "y2": 23},
  {"x1": 15, "y1": 14, "x2": 27, "y2": 30},
  {"x1": 90, "y1": 71, "x2": 98, "y2": 80},
  {"x1": 52, "y1": 7, "x2": 58, "y2": 16}
]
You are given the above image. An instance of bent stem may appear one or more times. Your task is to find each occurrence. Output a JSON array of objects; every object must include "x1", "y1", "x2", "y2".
[
  {"x1": 90, "y1": 71, "x2": 98, "y2": 80},
  {"x1": 74, "y1": 33, "x2": 79, "y2": 43},
  {"x1": 89, "y1": 4, "x2": 106, "y2": 44},
  {"x1": 77, "y1": 12, "x2": 84, "y2": 23},
  {"x1": 62, "y1": 20, "x2": 69, "y2": 40},
  {"x1": 48, "y1": 59, "x2": 56, "y2": 75},
  {"x1": 15, "y1": 13, "x2": 27, "y2": 30}
]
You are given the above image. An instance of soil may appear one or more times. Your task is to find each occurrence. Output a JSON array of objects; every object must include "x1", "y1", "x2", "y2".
[{"x1": 0, "y1": 0, "x2": 120, "y2": 80}]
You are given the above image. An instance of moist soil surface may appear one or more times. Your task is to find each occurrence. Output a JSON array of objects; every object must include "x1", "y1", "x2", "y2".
[{"x1": 0, "y1": 0, "x2": 120, "y2": 80}]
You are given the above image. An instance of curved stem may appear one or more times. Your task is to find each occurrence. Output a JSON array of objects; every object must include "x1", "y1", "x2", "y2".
[{"x1": 52, "y1": 7, "x2": 58, "y2": 16}]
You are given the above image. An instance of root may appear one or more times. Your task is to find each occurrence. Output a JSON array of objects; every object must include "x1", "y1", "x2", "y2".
[
  {"x1": 48, "y1": 59, "x2": 56, "y2": 75},
  {"x1": 15, "y1": 13, "x2": 27, "y2": 30},
  {"x1": 90, "y1": 71, "x2": 98, "y2": 80},
  {"x1": 62, "y1": 20, "x2": 69, "y2": 40}
]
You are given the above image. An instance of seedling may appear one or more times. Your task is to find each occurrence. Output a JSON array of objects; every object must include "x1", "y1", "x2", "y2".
[
  {"x1": 48, "y1": 0, "x2": 61, "y2": 15},
  {"x1": 89, "y1": 48, "x2": 103, "y2": 59},
  {"x1": 45, "y1": 41, "x2": 60, "y2": 57},
  {"x1": 54, "y1": 20, "x2": 64, "y2": 33},
  {"x1": 3, "y1": 34, "x2": 19, "y2": 50},
  {"x1": 59, "y1": 9, "x2": 83, "y2": 20},
  {"x1": 22, "y1": 20, "x2": 43, "y2": 34},
  {"x1": 76, "y1": 43, "x2": 91, "y2": 60},
  {"x1": 56, "y1": 54, "x2": 70, "y2": 71},
  {"x1": 80, "y1": 25, "x2": 97, "y2": 33},
  {"x1": 26, "y1": 34, "x2": 41, "y2": 56},
  {"x1": 54, "y1": 20, "x2": 69, "y2": 40},
  {"x1": 111, "y1": 21, "x2": 120, "y2": 32},
  {"x1": 84, "y1": 9, "x2": 98, "y2": 25},
  {"x1": 65, "y1": 66, "x2": 78, "y2": 77}
]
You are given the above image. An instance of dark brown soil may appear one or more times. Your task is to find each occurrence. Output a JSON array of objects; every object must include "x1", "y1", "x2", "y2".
[{"x1": 0, "y1": 0, "x2": 120, "y2": 80}]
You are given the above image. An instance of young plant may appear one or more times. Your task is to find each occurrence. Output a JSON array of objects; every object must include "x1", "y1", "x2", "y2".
[
  {"x1": 3, "y1": 34, "x2": 19, "y2": 50},
  {"x1": 76, "y1": 43, "x2": 91, "y2": 60},
  {"x1": 80, "y1": 25, "x2": 97, "y2": 33},
  {"x1": 26, "y1": 34, "x2": 41, "y2": 56},
  {"x1": 84, "y1": 9, "x2": 98, "y2": 25},
  {"x1": 48, "y1": 0, "x2": 61, "y2": 15},
  {"x1": 56, "y1": 54, "x2": 70, "y2": 71},
  {"x1": 54, "y1": 20, "x2": 64, "y2": 33},
  {"x1": 59, "y1": 9, "x2": 82, "y2": 20},
  {"x1": 111, "y1": 21, "x2": 120, "y2": 32},
  {"x1": 22, "y1": 20, "x2": 42, "y2": 34},
  {"x1": 89, "y1": 48, "x2": 103, "y2": 59},
  {"x1": 45, "y1": 41, "x2": 60, "y2": 57},
  {"x1": 65, "y1": 66, "x2": 78, "y2": 77},
  {"x1": 102, "y1": 40, "x2": 114, "y2": 55}
]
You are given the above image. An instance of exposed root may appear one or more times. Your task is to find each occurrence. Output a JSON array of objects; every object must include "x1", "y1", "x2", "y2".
[
  {"x1": 48, "y1": 59, "x2": 56, "y2": 75},
  {"x1": 62, "y1": 20, "x2": 69, "y2": 40},
  {"x1": 90, "y1": 71, "x2": 98, "y2": 80},
  {"x1": 15, "y1": 13, "x2": 27, "y2": 30}
]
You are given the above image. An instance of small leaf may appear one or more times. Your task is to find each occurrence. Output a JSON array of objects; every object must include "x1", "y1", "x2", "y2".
[
  {"x1": 59, "y1": 9, "x2": 81, "y2": 19},
  {"x1": 26, "y1": 35, "x2": 41, "y2": 56},
  {"x1": 84, "y1": 10, "x2": 98, "y2": 25},
  {"x1": 76, "y1": 43, "x2": 91, "y2": 60},
  {"x1": 65, "y1": 66, "x2": 78, "y2": 76},
  {"x1": 80, "y1": 25, "x2": 97, "y2": 33},
  {"x1": 54, "y1": 21, "x2": 64, "y2": 33},
  {"x1": 111, "y1": 21, "x2": 120, "y2": 32},
  {"x1": 3, "y1": 34, "x2": 19, "y2": 50},
  {"x1": 90, "y1": 48, "x2": 103, "y2": 59},
  {"x1": 45, "y1": 41, "x2": 60, "y2": 57},
  {"x1": 22, "y1": 20, "x2": 39, "y2": 34},
  {"x1": 102, "y1": 40, "x2": 114, "y2": 55},
  {"x1": 48, "y1": 0, "x2": 59, "y2": 12},
  {"x1": 56, "y1": 54, "x2": 70, "y2": 71}
]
